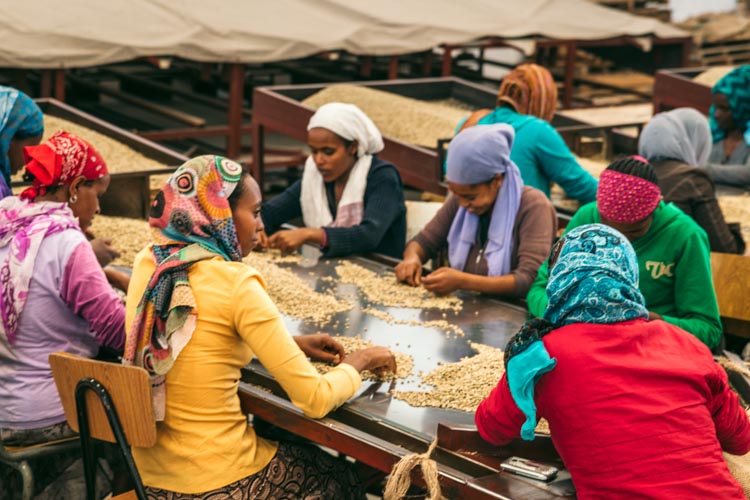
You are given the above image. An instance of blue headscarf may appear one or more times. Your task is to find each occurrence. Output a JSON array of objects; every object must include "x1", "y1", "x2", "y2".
[
  {"x1": 445, "y1": 124, "x2": 523, "y2": 277},
  {"x1": 709, "y1": 65, "x2": 750, "y2": 146},
  {"x1": 0, "y1": 86, "x2": 43, "y2": 184},
  {"x1": 503, "y1": 224, "x2": 648, "y2": 440}
]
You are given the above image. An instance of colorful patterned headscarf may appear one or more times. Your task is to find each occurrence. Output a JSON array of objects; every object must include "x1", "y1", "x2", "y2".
[
  {"x1": 123, "y1": 155, "x2": 245, "y2": 420},
  {"x1": 19, "y1": 131, "x2": 108, "y2": 201},
  {"x1": 0, "y1": 86, "x2": 43, "y2": 183},
  {"x1": 503, "y1": 224, "x2": 647, "y2": 440},
  {"x1": 497, "y1": 64, "x2": 558, "y2": 122},
  {"x1": 0, "y1": 197, "x2": 79, "y2": 344},
  {"x1": 710, "y1": 65, "x2": 750, "y2": 145}
]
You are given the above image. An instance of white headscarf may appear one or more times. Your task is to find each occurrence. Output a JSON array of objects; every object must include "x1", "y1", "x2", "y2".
[
  {"x1": 638, "y1": 108, "x2": 712, "y2": 167},
  {"x1": 301, "y1": 103, "x2": 384, "y2": 229}
]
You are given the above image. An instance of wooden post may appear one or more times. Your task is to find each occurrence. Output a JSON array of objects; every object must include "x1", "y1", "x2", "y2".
[
  {"x1": 40, "y1": 70, "x2": 53, "y2": 97},
  {"x1": 360, "y1": 56, "x2": 373, "y2": 78},
  {"x1": 441, "y1": 46, "x2": 453, "y2": 77},
  {"x1": 227, "y1": 63, "x2": 244, "y2": 159},
  {"x1": 563, "y1": 41, "x2": 577, "y2": 110},
  {"x1": 251, "y1": 122, "x2": 265, "y2": 191},
  {"x1": 200, "y1": 63, "x2": 213, "y2": 83},
  {"x1": 388, "y1": 56, "x2": 399, "y2": 80},
  {"x1": 422, "y1": 51, "x2": 434, "y2": 77},
  {"x1": 53, "y1": 69, "x2": 66, "y2": 102}
]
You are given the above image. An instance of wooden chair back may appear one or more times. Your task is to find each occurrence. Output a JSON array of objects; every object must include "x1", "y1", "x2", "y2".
[
  {"x1": 49, "y1": 352, "x2": 157, "y2": 447},
  {"x1": 711, "y1": 252, "x2": 750, "y2": 338}
]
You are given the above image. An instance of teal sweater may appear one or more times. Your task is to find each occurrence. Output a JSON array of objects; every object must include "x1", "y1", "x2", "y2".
[
  {"x1": 526, "y1": 202, "x2": 722, "y2": 349},
  {"x1": 451, "y1": 107, "x2": 598, "y2": 203}
]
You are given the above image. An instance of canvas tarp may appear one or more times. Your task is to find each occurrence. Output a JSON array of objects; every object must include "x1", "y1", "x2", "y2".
[{"x1": 0, "y1": 0, "x2": 688, "y2": 68}]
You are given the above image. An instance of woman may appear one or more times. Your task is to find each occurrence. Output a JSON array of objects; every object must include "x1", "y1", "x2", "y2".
[
  {"x1": 451, "y1": 64, "x2": 597, "y2": 203},
  {"x1": 477, "y1": 224, "x2": 750, "y2": 499},
  {"x1": 639, "y1": 107, "x2": 745, "y2": 254},
  {"x1": 705, "y1": 65, "x2": 750, "y2": 187},
  {"x1": 260, "y1": 102, "x2": 406, "y2": 258},
  {"x1": 395, "y1": 124, "x2": 556, "y2": 298},
  {"x1": 0, "y1": 86, "x2": 44, "y2": 198},
  {"x1": 526, "y1": 156, "x2": 722, "y2": 349},
  {"x1": 0, "y1": 131, "x2": 124, "y2": 498},
  {"x1": 125, "y1": 155, "x2": 396, "y2": 498}
]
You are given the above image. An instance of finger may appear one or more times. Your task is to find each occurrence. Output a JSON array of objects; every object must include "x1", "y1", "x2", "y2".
[
  {"x1": 414, "y1": 266, "x2": 423, "y2": 285},
  {"x1": 326, "y1": 338, "x2": 346, "y2": 359},
  {"x1": 315, "y1": 351, "x2": 339, "y2": 364}
]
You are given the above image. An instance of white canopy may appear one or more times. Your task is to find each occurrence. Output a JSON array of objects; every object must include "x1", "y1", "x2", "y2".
[{"x1": 0, "y1": 0, "x2": 687, "y2": 68}]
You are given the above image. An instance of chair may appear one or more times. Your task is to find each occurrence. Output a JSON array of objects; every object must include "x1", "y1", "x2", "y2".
[
  {"x1": 49, "y1": 352, "x2": 156, "y2": 500},
  {"x1": 0, "y1": 436, "x2": 80, "y2": 500},
  {"x1": 711, "y1": 252, "x2": 750, "y2": 339}
]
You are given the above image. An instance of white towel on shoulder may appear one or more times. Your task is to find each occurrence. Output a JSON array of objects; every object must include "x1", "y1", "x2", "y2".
[{"x1": 300, "y1": 102, "x2": 384, "y2": 229}]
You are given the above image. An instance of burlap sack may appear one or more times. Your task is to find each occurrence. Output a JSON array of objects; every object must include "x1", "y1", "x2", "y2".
[{"x1": 725, "y1": 452, "x2": 750, "y2": 499}]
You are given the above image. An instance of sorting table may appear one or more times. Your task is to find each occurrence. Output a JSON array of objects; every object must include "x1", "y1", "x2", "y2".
[{"x1": 239, "y1": 252, "x2": 575, "y2": 499}]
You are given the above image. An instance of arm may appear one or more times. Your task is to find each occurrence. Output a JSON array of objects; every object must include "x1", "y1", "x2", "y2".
[
  {"x1": 260, "y1": 180, "x2": 303, "y2": 235},
  {"x1": 510, "y1": 191, "x2": 557, "y2": 297},
  {"x1": 233, "y1": 272, "x2": 361, "y2": 419},
  {"x1": 660, "y1": 230, "x2": 723, "y2": 349},
  {"x1": 395, "y1": 240, "x2": 429, "y2": 286},
  {"x1": 534, "y1": 122, "x2": 598, "y2": 204},
  {"x1": 61, "y1": 242, "x2": 126, "y2": 351},
  {"x1": 708, "y1": 362, "x2": 750, "y2": 455},
  {"x1": 687, "y1": 175, "x2": 742, "y2": 254},
  {"x1": 475, "y1": 374, "x2": 526, "y2": 446},
  {"x1": 525, "y1": 203, "x2": 591, "y2": 315},
  {"x1": 526, "y1": 260, "x2": 550, "y2": 317},
  {"x1": 423, "y1": 268, "x2": 517, "y2": 296},
  {"x1": 704, "y1": 155, "x2": 750, "y2": 188},
  {"x1": 322, "y1": 165, "x2": 404, "y2": 257}
]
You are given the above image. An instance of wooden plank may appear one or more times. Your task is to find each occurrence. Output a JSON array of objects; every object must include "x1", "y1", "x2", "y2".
[
  {"x1": 711, "y1": 253, "x2": 750, "y2": 336},
  {"x1": 49, "y1": 352, "x2": 156, "y2": 447},
  {"x1": 238, "y1": 383, "x2": 567, "y2": 499}
]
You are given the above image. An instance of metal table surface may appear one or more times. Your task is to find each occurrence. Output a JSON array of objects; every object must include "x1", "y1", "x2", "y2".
[{"x1": 243, "y1": 251, "x2": 529, "y2": 440}]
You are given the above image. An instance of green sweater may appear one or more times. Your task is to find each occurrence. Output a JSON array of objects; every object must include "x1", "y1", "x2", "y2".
[{"x1": 527, "y1": 202, "x2": 722, "y2": 349}]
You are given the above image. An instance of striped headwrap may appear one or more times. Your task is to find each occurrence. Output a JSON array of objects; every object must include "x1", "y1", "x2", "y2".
[
  {"x1": 709, "y1": 65, "x2": 750, "y2": 145},
  {"x1": 497, "y1": 64, "x2": 558, "y2": 122}
]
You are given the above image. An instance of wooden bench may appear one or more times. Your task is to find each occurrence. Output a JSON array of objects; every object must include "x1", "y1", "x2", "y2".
[{"x1": 711, "y1": 252, "x2": 750, "y2": 339}]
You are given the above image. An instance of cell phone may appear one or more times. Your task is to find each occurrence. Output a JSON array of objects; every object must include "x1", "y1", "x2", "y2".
[{"x1": 500, "y1": 456, "x2": 559, "y2": 482}]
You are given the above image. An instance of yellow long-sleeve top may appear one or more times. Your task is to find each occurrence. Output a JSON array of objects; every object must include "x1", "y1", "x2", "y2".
[{"x1": 125, "y1": 248, "x2": 362, "y2": 494}]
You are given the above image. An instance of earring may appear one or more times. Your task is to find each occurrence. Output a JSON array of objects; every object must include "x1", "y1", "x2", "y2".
[{"x1": 69, "y1": 194, "x2": 78, "y2": 204}]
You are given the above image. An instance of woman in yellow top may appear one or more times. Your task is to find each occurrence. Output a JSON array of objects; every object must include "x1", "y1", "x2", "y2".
[{"x1": 124, "y1": 155, "x2": 395, "y2": 498}]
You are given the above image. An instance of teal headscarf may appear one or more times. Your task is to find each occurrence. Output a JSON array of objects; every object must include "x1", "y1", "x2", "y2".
[
  {"x1": 709, "y1": 65, "x2": 750, "y2": 145},
  {"x1": 0, "y1": 86, "x2": 44, "y2": 183},
  {"x1": 503, "y1": 224, "x2": 648, "y2": 440}
]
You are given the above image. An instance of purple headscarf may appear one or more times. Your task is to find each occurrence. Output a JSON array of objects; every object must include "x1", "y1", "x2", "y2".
[{"x1": 445, "y1": 124, "x2": 523, "y2": 277}]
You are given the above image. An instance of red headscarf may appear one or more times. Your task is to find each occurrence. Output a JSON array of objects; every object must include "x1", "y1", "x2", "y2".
[{"x1": 20, "y1": 131, "x2": 108, "y2": 200}]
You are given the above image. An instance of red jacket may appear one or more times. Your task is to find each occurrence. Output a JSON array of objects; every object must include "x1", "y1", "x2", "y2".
[{"x1": 476, "y1": 319, "x2": 750, "y2": 499}]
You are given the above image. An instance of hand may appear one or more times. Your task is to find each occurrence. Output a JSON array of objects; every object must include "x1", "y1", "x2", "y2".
[
  {"x1": 256, "y1": 230, "x2": 269, "y2": 250},
  {"x1": 421, "y1": 267, "x2": 464, "y2": 295},
  {"x1": 104, "y1": 268, "x2": 130, "y2": 292},
  {"x1": 89, "y1": 238, "x2": 121, "y2": 268},
  {"x1": 395, "y1": 256, "x2": 423, "y2": 286},
  {"x1": 268, "y1": 229, "x2": 310, "y2": 254},
  {"x1": 343, "y1": 346, "x2": 397, "y2": 377},
  {"x1": 294, "y1": 334, "x2": 346, "y2": 364},
  {"x1": 648, "y1": 311, "x2": 662, "y2": 321}
]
